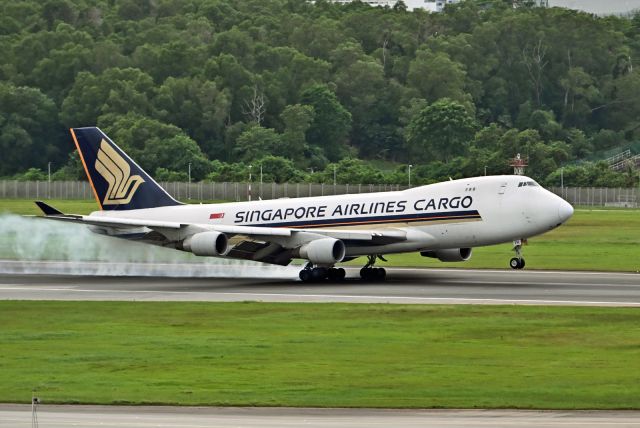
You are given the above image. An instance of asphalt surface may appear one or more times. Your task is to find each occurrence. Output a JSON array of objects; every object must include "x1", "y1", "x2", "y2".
[
  {"x1": 2, "y1": 405, "x2": 640, "y2": 428},
  {"x1": 0, "y1": 261, "x2": 639, "y2": 306}
]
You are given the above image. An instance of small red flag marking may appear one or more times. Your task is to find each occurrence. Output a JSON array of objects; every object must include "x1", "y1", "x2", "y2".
[{"x1": 209, "y1": 212, "x2": 225, "y2": 219}]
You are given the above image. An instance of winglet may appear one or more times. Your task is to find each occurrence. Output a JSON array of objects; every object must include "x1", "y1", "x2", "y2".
[{"x1": 35, "y1": 201, "x2": 64, "y2": 216}]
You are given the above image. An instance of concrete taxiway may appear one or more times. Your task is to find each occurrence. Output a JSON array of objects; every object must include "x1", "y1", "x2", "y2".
[
  {"x1": 2, "y1": 405, "x2": 640, "y2": 428},
  {"x1": 0, "y1": 261, "x2": 638, "y2": 306}
]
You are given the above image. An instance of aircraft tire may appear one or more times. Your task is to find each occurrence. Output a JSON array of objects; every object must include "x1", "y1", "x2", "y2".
[
  {"x1": 327, "y1": 267, "x2": 346, "y2": 282},
  {"x1": 518, "y1": 258, "x2": 526, "y2": 269},
  {"x1": 311, "y1": 267, "x2": 328, "y2": 281},
  {"x1": 509, "y1": 257, "x2": 520, "y2": 269},
  {"x1": 299, "y1": 269, "x2": 311, "y2": 282}
]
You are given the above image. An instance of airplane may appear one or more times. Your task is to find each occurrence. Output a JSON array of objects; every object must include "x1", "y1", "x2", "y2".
[{"x1": 34, "y1": 127, "x2": 574, "y2": 282}]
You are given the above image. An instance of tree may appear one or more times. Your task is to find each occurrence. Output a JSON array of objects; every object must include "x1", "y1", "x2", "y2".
[
  {"x1": 42, "y1": 0, "x2": 76, "y2": 29},
  {"x1": 317, "y1": 158, "x2": 385, "y2": 184},
  {"x1": 257, "y1": 155, "x2": 306, "y2": 183},
  {"x1": 280, "y1": 104, "x2": 315, "y2": 163},
  {"x1": 559, "y1": 67, "x2": 599, "y2": 127},
  {"x1": 145, "y1": 134, "x2": 211, "y2": 181},
  {"x1": 152, "y1": 76, "x2": 231, "y2": 159},
  {"x1": 61, "y1": 68, "x2": 155, "y2": 127},
  {"x1": 301, "y1": 84, "x2": 352, "y2": 162},
  {"x1": 233, "y1": 125, "x2": 284, "y2": 162},
  {"x1": 242, "y1": 85, "x2": 267, "y2": 125},
  {"x1": 522, "y1": 38, "x2": 548, "y2": 106},
  {"x1": 2, "y1": 0, "x2": 640, "y2": 186},
  {"x1": 407, "y1": 49, "x2": 472, "y2": 107},
  {"x1": 405, "y1": 98, "x2": 478, "y2": 163},
  {"x1": 0, "y1": 83, "x2": 61, "y2": 176},
  {"x1": 601, "y1": 71, "x2": 640, "y2": 137}
]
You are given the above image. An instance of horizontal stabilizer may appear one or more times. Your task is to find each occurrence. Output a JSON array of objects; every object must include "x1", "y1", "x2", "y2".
[{"x1": 34, "y1": 201, "x2": 64, "y2": 216}]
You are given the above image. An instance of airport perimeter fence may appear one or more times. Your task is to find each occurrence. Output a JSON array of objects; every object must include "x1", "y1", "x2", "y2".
[
  {"x1": 0, "y1": 180, "x2": 638, "y2": 207},
  {"x1": 0, "y1": 180, "x2": 405, "y2": 202},
  {"x1": 548, "y1": 186, "x2": 639, "y2": 208}
]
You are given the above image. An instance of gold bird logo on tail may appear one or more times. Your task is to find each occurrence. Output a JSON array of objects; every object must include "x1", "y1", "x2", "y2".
[{"x1": 95, "y1": 139, "x2": 145, "y2": 205}]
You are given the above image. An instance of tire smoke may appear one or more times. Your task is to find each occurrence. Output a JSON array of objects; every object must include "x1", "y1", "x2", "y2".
[{"x1": 0, "y1": 214, "x2": 298, "y2": 278}]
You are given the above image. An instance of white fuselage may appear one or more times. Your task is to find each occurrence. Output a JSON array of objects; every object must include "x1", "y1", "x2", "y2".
[{"x1": 90, "y1": 175, "x2": 573, "y2": 257}]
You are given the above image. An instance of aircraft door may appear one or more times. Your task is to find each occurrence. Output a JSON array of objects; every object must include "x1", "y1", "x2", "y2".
[{"x1": 498, "y1": 182, "x2": 508, "y2": 195}]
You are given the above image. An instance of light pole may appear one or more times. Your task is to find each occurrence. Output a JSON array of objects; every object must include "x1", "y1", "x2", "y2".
[
  {"x1": 484, "y1": 165, "x2": 487, "y2": 176},
  {"x1": 259, "y1": 164, "x2": 263, "y2": 199},
  {"x1": 188, "y1": 162, "x2": 191, "y2": 200},
  {"x1": 248, "y1": 165, "x2": 252, "y2": 201},
  {"x1": 560, "y1": 167, "x2": 564, "y2": 190},
  {"x1": 333, "y1": 165, "x2": 337, "y2": 188},
  {"x1": 47, "y1": 162, "x2": 51, "y2": 198},
  {"x1": 408, "y1": 164, "x2": 412, "y2": 187}
]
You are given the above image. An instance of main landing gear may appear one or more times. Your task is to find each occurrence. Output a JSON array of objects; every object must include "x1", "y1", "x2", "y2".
[
  {"x1": 360, "y1": 255, "x2": 387, "y2": 281},
  {"x1": 299, "y1": 263, "x2": 346, "y2": 283},
  {"x1": 510, "y1": 239, "x2": 526, "y2": 270}
]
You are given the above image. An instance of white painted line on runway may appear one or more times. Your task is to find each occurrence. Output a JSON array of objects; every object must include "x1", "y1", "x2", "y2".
[
  {"x1": 201, "y1": 292, "x2": 640, "y2": 306},
  {"x1": 384, "y1": 267, "x2": 640, "y2": 277},
  {"x1": 463, "y1": 280, "x2": 640, "y2": 288},
  {"x1": 1, "y1": 286, "x2": 639, "y2": 306}
]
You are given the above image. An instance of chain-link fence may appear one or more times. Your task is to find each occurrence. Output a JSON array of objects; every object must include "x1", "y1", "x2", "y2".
[
  {"x1": 548, "y1": 187, "x2": 639, "y2": 208},
  {"x1": 1, "y1": 180, "x2": 638, "y2": 207},
  {"x1": 0, "y1": 180, "x2": 404, "y2": 202}
]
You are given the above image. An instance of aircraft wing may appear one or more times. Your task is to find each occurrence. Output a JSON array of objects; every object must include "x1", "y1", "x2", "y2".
[{"x1": 33, "y1": 201, "x2": 407, "y2": 265}]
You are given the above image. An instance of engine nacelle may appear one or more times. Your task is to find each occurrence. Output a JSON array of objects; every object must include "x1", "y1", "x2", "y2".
[
  {"x1": 298, "y1": 238, "x2": 346, "y2": 265},
  {"x1": 184, "y1": 231, "x2": 228, "y2": 256},
  {"x1": 420, "y1": 248, "x2": 472, "y2": 262}
]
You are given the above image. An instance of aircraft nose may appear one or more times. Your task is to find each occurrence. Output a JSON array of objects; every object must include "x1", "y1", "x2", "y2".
[{"x1": 557, "y1": 199, "x2": 574, "y2": 223}]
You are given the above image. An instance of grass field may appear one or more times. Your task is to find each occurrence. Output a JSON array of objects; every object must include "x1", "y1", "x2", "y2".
[
  {"x1": 0, "y1": 198, "x2": 99, "y2": 215},
  {"x1": 1, "y1": 301, "x2": 639, "y2": 409},
  {"x1": 1, "y1": 198, "x2": 639, "y2": 271}
]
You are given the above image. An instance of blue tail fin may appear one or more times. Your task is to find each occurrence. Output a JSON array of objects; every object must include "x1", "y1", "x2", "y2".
[{"x1": 71, "y1": 127, "x2": 182, "y2": 211}]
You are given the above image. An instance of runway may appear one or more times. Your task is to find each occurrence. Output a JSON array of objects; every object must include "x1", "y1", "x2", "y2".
[
  {"x1": 1, "y1": 261, "x2": 639, "y2": 306},
  {"x1": 2, "y1": 404, "x2": 640, "y2": 428}
]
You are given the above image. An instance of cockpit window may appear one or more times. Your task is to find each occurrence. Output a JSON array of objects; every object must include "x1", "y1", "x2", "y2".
[{"x1": 518, "y1": 181, "x2": 539, "y2": 187}]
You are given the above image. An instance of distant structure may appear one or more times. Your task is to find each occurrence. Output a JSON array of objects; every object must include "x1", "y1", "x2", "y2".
[
  {"x1": 517, "y1": 0, "x2": 548, "y2": 6},
  {"x1": 510, "y1": 153, "x2": 528, "y2": 175},
  {"x1": 329, "y1": 0, "x2": 461, "y2": 12},
  {"x1": 329, "y1": 0, "x2": 550, "y2": 11}
]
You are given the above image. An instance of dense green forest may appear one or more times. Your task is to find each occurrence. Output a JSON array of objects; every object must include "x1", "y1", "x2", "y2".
[{"x1": 1, "y1": 0, "x2": 640, "y2": 186}]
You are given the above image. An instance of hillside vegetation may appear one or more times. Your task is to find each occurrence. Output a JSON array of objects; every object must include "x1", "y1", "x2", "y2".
[{"x1": 1, "y1": 0, "x2": 640, "y2": 186}]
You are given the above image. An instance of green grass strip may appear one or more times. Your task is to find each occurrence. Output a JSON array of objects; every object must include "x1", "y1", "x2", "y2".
[{"x1": 1, "y1": 301, "x2": 640, "y2": 409}]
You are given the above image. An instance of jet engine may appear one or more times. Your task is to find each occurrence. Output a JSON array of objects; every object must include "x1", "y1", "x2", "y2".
[
  {"x1": 420, "y1": 248, "x2": 472, "y2": 262},
  {"x1": 297, "y1": 238, "x2": 346, "y2": 265},
  {"x1": 183, "y1": 231, "x2": 229, "y2": 256}
]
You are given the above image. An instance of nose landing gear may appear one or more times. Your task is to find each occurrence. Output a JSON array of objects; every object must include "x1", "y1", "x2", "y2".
[
  {"x1": 359, "y1": 255, "x2": 387, "y2": 281},
  {"x1": 510, "y1": 239, "x2": 526, "y2": 269}
]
